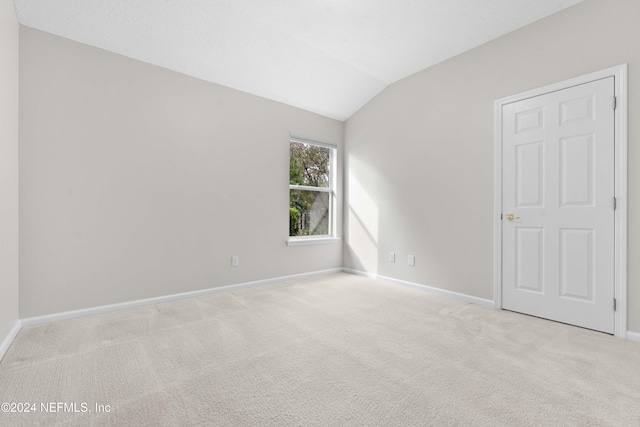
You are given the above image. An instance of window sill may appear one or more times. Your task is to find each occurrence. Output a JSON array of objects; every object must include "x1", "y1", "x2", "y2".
[{"x1": 287, "y1": 237, "x2": 341, "y2": 247}]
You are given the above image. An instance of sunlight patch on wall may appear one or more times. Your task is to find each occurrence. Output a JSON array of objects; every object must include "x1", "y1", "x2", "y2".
[{"x1": 346, "y1": 171, "x2": 379, "y2": 273}]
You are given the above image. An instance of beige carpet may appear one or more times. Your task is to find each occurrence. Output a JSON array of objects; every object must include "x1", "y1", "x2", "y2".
[{"x1": 1, "y1": 273, "x2": 639, "y2": 426}]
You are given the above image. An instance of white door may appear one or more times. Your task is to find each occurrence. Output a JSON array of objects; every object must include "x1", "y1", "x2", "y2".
[{"x1": 501, "y1": 77, "x2": 615, "y2": 333}]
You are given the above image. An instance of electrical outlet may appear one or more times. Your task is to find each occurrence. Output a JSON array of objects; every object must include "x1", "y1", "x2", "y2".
[
  {"x1": 231, "y1": 256, "x2": 239, "y2": 267},
  {"x1": 389, "y1": 252, "x2": 396, "y2": 262},
  {"x1": 408, "y1": 255, "x2": 415, "y2": 266}
]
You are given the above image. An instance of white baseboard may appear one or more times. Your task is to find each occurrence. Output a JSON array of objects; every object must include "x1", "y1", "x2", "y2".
[
  {"x1": 11, "y1": 267, "x2": 640, "y2": 346},
  {"x1": 0, "y1": 320, "x2": 22, "y2": 362},
  {"x1": 627, "y1": 331, "x2": 640, "y2": 343},
  {"x1": 21, "y1": 268, "x2": 343, "y2": 328},
  {"x1": 342, "y1": 270, "x2": 640, "y2": 343},
  {"x1": 343, "y1": 268, "x2": 495, "y2": 308}
]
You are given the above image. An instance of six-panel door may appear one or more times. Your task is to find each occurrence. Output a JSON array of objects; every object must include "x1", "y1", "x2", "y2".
[{"x1": 501, "y1": 77, "x2": 615, "y2": 333}]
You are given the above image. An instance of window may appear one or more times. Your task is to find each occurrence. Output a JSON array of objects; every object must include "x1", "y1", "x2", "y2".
[{"x1": 289, "y1": 136, "x2": 336, "y2": 241}]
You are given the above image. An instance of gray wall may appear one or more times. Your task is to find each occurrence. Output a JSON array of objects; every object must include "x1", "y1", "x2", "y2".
[
  {"x1": 344, "y1": 0, "x2": 640, "y2": 333},
  {"x1": 0, "y1": 0, "x2": 19, "y2": 344},
  {"x1": 19, "y1": 28, "x2": 343, "y2": 317}
]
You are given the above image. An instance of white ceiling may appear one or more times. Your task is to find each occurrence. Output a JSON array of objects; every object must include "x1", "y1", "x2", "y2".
[{"x1": 14, "y1": 0, "x2": 583, "y2": 121}]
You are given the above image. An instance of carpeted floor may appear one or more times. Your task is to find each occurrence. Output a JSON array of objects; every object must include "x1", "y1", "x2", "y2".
[{"x1": 1, "y1": 272, "x2": 639, "y2": 426}]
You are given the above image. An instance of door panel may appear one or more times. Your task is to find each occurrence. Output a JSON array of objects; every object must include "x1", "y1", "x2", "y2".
[
  {"x1": 560, "y1": 134, "x2": 594, "y2": 206},
  {"x1": 502, "y1": 77, "x2": 615, "y2": 333},
  {"x1": 559, "y1": 228, "x2": 594, "y2": 301},
  {"x1": 515, "y1": 227, "x2": 544, "y2": 293},
  {"x1": 516, "y1": 142, "x2": 544, "y2": 207}
]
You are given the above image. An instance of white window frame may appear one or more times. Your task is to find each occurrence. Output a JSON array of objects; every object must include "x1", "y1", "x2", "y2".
[{"x1": 287, "y1": 135, "x2": 339, "y2": 246}]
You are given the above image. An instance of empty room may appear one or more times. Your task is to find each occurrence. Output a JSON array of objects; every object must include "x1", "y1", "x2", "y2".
[{"x1": 1, "y1": 0, "x2": 639, "y2": 425}]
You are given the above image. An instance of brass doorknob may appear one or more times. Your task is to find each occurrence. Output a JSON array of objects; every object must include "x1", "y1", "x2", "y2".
[{"x1": 505, "y1": 213, "x2": 520, "y2": 221}]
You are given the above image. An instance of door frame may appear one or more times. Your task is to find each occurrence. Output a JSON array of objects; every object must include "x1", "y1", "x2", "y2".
[{"x1": 493, "y1": 64, "x2": 628, "y2": 338}]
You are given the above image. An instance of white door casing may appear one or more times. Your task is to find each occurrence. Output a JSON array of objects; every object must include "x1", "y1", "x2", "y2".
[{"x1": 494, "y1": 65, "x2": 627, "y2": 337}]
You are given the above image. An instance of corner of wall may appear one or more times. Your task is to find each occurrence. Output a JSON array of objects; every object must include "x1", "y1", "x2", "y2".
[{"x1": 0, "y1": 0, "x2": 21, "y2": 358}]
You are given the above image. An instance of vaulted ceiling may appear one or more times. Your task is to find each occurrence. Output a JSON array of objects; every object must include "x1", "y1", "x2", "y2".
[{"x1": 14, "y1": 0, "x2": 583, "y2": 121}]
